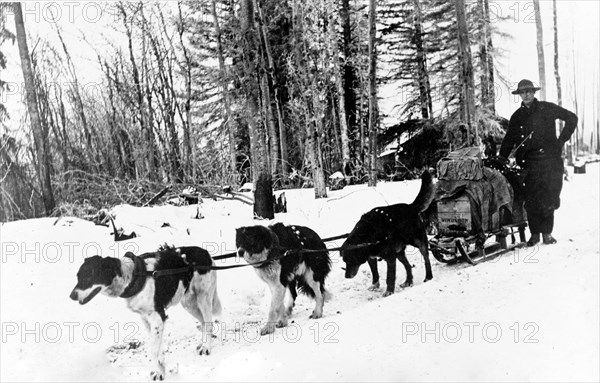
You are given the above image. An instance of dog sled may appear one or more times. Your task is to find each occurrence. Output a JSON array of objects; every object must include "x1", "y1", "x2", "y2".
[{"x1": 427, "y1": 148, "x2": 528, "y2": 265}]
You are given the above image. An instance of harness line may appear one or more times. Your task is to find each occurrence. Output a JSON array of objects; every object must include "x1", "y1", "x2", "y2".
[
  {"x1": 149, "y1": 239, "x2": 381, "y2": 278},
  {"x1": 211, "y1": 232, "x2": 351, "y2": 261}
]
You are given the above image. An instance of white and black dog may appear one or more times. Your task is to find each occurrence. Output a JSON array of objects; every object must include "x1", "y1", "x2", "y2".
[
  {"x1": 70, "y1": 245, "x2": 221, "y2": 381},
  {"x1": 341, "y1": 170, "x2": 435, "y2": 297},
  {"x1": 235, "y1": 223, "x2": 331, "y2": 335}
]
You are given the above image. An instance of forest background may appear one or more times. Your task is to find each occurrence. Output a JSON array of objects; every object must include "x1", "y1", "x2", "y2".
[{"x1": 1, "y1": 0, "x2": 598, "y2": 221}]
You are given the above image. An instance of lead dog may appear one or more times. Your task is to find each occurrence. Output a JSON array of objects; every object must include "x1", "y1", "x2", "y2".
[
  {"x1": 341, "y1": 170, "x2": 435, "y2": 296},
  {"x1": 69, "y1": 245, "x2": 221, "y2": 381},
  {"x1": 235, "y1": 223, "x2": 331, "y2": 335}
]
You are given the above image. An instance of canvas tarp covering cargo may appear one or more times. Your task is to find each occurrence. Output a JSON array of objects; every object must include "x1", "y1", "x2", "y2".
[
  {"x1": 434, "y1": 165, "x2": 514, "y2": 235},
  {"x1": 437, "y1": 147, "x2": 484, "y2": 181}
]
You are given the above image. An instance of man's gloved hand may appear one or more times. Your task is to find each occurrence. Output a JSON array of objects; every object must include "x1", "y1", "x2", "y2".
[
  {"x1": 483, "y1": 155, "x2": 510, "y2": 171},
  {"x1": 497, "y1": 156, "x2": 510, "y2": 165}
]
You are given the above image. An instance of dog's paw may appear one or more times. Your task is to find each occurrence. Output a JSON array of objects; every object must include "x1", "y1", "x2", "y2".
[
  {"x1": 423, "y1": 276, "x2": 433, "y2": 282},
  {"x1": 150, "y1": 371, "x2": 164, "y2": 381},
  {"x1": 367, "y1": 282, "x2": 380, "y2": 291},
  {"x1": 276, "y1": 319, "x2": 288, "y2": 328},
  {"x1": 196, "y1": 344, "x2": 211, "y2": 356},
  {"x1": 400, "y1": 281, "x2": 413, "y2": 288},
  {"x1": 309, "y1": 311, "x2": 323, "y2": 319},
  {"x1": 382, "y1": 290, "x2": 394, "y2": 297},
  {"x1": 260, "y1": 324, "x2": 276, "y2": 336}
]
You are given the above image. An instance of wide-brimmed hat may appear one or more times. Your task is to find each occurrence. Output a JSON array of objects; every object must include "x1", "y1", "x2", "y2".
[{"x1": 512, "y1": 79, "x2": 541, "y2": 95}]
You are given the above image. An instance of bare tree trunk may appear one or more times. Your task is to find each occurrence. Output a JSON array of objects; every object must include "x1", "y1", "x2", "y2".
[
  {"x1": 329, "y1": 6, "x2": 350, "y2": 175},
  {"x1": 176, "y1": 2, "x2": 194, "y2": 180},
  {"x1": 13, "y1": 2, "x2": 55, "y2": 214},
  {"x1": 311, "y1": 81, "x2": 328, "y2": 199},
  {"x1": 580, "y1": 81, "x2": 586, "y2": 152},
  {"x1": 240, "y1": 0, "x2": 273, "y2": 219},
  {"x1": 304, "y1": 119, "x2": 327, "y2": 198},
  {"x1": 341, "y1": 0, "x2": 358, "y2": 150},
  {"x1": 552, "y1": 0, "x2": 564, "y2": 146},
  {"x1": 533, "y1": 0, "x2": 547, "y2": 101},
  {"x1": 596, "y1": 119, "x2": 600, "y2": 155},
  {"x1": 260, "y1": 70, "x2": 279, "y2": 175},
  {"x1": 570, "y1": 49, "x2": 578, "y2": 162},
  {"x1": 484, "y1": 0, "x2": 496, "y2": 114},
  {"x1": 455, "y1": 0, "x2": 478, "y2": 145},
  {"x1": 253, "y1": 7, "x2": 278, "y2": 177},
  {"x1": 257, "y1": 1, "x2": 287, "y2": 175},
  {"x1": 593, "y1": 73, "x2": 600, "y2": 154},
  {"x1": 211, "y1": 0, "x2": 236, "y2": 174},
  {"x1": 359, "y1": 78, "x2": 366, "y2": 165},
  {"x1": 477, "y1": 0, "x2": 492, "y2": 111},
  {"x1": 254, "y1": 13, "x2": 278, "y2": 177},
  {"x1": 367, "y1": 0, "x2": 378, "y2": 187},
  {"x1": 292, "y1": 0, "x2": 327, "y2": 198},
  {"x1": 412, "y1": 0, "x2": 433, "y2": 119},
  {"x1": 552, "y1": 0, "x2": 562, "y2": 106}
]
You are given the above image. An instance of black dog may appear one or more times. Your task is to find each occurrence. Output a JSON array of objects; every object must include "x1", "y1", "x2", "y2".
[
  {"x1": 341, "y1": 170, "x2": 435, "y2": 296},
  {"x1": 235, "y1": 223, "x2": 331, "y2": 335},
  {"x1": 70, "y1": 245, "x2": 221, "y2": 381}
]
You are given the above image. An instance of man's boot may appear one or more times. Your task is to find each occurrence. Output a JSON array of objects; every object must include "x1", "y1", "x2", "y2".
[
  {"x1": 527, "y1": 233, "x2": 541, "y2": 247},
  {"x1": 543, "y1": 233, "x2": 557, "y2": 244}
]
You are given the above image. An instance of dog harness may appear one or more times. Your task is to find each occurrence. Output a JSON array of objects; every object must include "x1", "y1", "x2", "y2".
[{"x1": 120, "y1": 252, "x2": 149, "y2": 298}]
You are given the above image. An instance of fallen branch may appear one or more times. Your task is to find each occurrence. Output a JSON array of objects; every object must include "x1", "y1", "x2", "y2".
[
  {"x1": 143, "y1": 185, "x2": 172, "y2": 207},
  {"x1": 213, "y1": 193, "x2": 254, "y2": 205}
]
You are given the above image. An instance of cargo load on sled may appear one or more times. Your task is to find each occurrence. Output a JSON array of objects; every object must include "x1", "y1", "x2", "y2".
[{"x1": 427, "y1": 147, "x2": 528, "y2": 264}]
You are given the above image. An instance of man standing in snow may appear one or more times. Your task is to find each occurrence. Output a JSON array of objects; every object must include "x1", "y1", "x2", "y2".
[{"x1": 499, "y1": 79, "x2": 578, "y2": 246}]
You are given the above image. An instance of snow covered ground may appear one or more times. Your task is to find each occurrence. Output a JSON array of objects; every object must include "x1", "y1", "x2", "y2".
[{"x1": 1, "y1": 164, "x2": 598, "y2": 382}]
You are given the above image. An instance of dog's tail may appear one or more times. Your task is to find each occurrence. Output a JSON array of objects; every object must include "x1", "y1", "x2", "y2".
[{"x1": 410, "y1": 170, "x2": 435, "y2": 213}]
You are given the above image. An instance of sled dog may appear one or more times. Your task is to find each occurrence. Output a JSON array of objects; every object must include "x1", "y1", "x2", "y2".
[
  {"x1": 341, "y1": 170, "x2": 435, "y2": 296},
  {"x1": 70, "y1": 245, "x2": 221, "y2": 381},
  {"x1": 235, "y1": 223, "x2": 331, "y2": 335}
]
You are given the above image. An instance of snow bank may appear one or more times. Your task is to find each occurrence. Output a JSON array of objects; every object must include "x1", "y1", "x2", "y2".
[{"x1": 1, "y1": 164, "x2": 598, "y2": 382}]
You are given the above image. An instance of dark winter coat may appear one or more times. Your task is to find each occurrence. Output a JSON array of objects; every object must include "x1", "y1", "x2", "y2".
[
  {"x1": 499, "y1": 99, "x2": 578, "y2": 165},
  {"x1": 500, "y1": 98, "x2": 577, "y2": 214}
]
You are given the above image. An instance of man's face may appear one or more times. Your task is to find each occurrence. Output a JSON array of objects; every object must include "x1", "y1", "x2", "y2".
[{"x1": 519, "y1": 90, "x2": 536, "y2": 106}]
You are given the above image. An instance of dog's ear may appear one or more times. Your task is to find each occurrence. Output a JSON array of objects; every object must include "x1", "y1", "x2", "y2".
[
  {"x1": 266, "y1": 228, "x2": 277, "y2": 248},
  {"x1": 102, "y1": 257, "x2": 123, "y2": 278},
  {"x1": 235, "y1": 228, "x2": 243, "y2": 248},
  {"x1": 235, "y1": 227, "x2": 248, "y2": 242}
]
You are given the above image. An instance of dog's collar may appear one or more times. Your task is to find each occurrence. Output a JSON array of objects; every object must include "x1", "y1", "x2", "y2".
[{"x1": 120, "y1": 253, "x2": 149, "y2": 298}]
